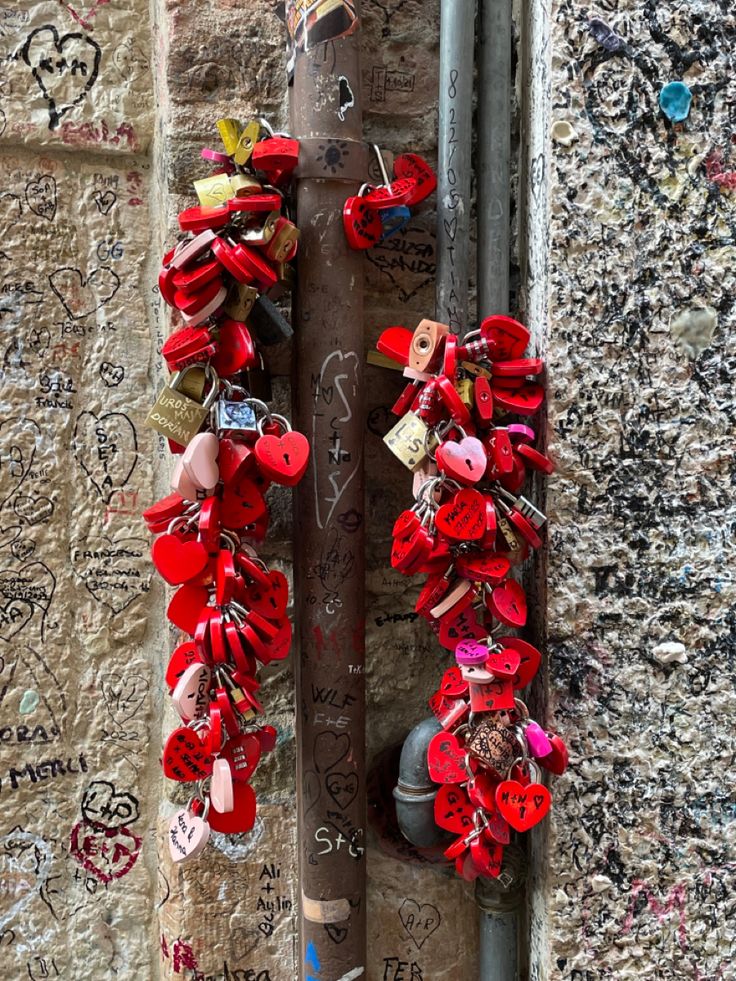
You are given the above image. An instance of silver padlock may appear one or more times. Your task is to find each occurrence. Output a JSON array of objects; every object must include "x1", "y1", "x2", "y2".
[{"x1": 212, "y1": 384, "x2": 259, "y2": 439}]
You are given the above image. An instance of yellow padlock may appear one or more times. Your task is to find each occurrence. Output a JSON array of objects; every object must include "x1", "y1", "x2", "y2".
[
  {"x1": 194, "y1": 173, "x2": 235, "y2": 207},
  {"x1": 216, "y1": 118, "x2": 242, "y2": 156}
]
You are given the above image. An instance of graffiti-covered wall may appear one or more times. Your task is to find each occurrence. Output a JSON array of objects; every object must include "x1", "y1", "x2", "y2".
[{"x1": 0, "y1": 1, "x2": 733, "y2": 979}]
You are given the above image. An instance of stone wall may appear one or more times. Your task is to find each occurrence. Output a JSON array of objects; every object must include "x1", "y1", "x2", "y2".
[{"x1": 0, "y1": 1, "x2": 733, "y2": 980}]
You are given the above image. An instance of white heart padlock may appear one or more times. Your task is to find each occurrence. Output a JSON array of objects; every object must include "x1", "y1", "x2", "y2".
[
  {"x1": 168, "y1": 805, "x2": 210, "y2": 863},
  {"x1": 210, "y1": 758, "x2": 234, "y2": 813},
  {"x1": 182, "y1": 432, "x2": 220, "y2": 490},
  {"x1": 171, "y1": 457, "x2": 203, "y2": 501},
  {"x1": 172, "y1": 663, "x2": 211, "y2": 721}
]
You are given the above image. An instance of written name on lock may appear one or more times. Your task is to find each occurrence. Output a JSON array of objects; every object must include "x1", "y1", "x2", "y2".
[{"x1": 146, "y1": 364, "x2": 220, "y2": 446}]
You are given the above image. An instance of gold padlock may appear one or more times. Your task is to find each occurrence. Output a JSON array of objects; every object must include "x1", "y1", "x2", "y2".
[
  {"x1": 230, "y1": 174, "x2": 263, "y2": 197},
  {"x1": 145, "y1": 365, "x2": 220, "y2": 447},
  {"x1": 234, "y1": 120, "x2": 261, "y2": 166},
  {"x1": 194, "y1": 173, "x2": 235, "y2": 207},
  {"x1": 224, "y1": 282, "x2": 259, "y2": 321},
  {"x1": 216, "y1": 118, "x2": 242, "y2": 156},
  {"x1": 383, "y1": 411, "x2": 430, "y2": 471},
  {"x1": 264, "y1": 217, "x2": 300, "y2": 263},
  {"x1": 409, "y1": 318, "x2": 449, "y2": 373},
  {"x1": 461, "y1": 361, "x2": 492, "y2": 379},
  {"x1": 466, "y1": 719, "x2": 518, "y2": 778},
  {"x1": 270, "y1": 261, "x2": 295, "y2": 299},
  {"x1": 496, "y1": 514, "x2": 521, "y2": 552},
  {"x1": 177, "y1": 365, "x2": 207, "y2": 401},
  {"x1": 454, "y1": 377, "x2": 474, "y2": 407}
]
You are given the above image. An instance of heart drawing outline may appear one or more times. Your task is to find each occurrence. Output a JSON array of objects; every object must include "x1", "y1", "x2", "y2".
[
  {"x1": 49, "y1": 266, "x2": 120, "y2": 320},
  {"x1": 21, "y1": 25, "x2": 101, "y2": 130}
]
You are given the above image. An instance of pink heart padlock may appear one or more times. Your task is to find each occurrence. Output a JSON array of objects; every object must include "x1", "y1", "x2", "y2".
[
  {"x1": 171, "y1": 457, "x2": 202, "y2": 501},
  {"x1": 182, "y1": 432, "x2": 220, "y2": 490},
  {"x1": 525, "y1": 721, "x2": 553, "y2": 759},
  {"x1": 210, "y1": 758, "x2": 234, "y2": 813},
  {"x1": 171, "y1": 663, "x2": 211, "y2": 721},
  {"x1": 455, "y1": 640, "x2": 489, "y2": 666},
  {"x1": 435, "y1": 437, "x2": 487, "y2": 485},
  {"x1": 168, "y1": 806, "x2": 210, "y2": 863}
]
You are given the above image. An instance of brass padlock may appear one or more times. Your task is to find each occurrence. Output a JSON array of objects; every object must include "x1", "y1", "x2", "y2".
[
  {"x1": 145, "y1": 365, "x2": 220, "y2": 447},
  {"x1": 194, "y1": 173, "x2": 235, "y2": 207},
  {"x1": 383, "y1": 411, "x2": 430, "y2": 471},
  {"x1": 496, "y1": 514, "x2": 521, "y2": 552},
  {"x1": 230, "y1": 174, "x2": 263, "y2": 197},
  {"x1": 217, "y1": 118, "x2": 242, "y2": 156},
  {"x1": 461, "y1": 361, "x2": 492, "y2": 379},
  {"x1": 177, "y1": 365, "x2": 207, "y2": 401},
  {"x1": 467, "y1": 719, "x2": 518, "y2": 779},
  {"x1": 216, "y1": 118, "x2": 260, "y2": 166},
  {"x1": 269, "y1": 261, "x2": 295, "y2": 300},
  {"x1": 264, "y1": 217, "x2": 300, "y2": 263},
  {"x1": 454, "y1": 377, "x2": 474, "y2": 408},
  {"x1": 224, "y1": 282, "x2": 259, "y2": 321},
  {"x1": 409, "y1": 318, "x2": 449, "y2": 373}
]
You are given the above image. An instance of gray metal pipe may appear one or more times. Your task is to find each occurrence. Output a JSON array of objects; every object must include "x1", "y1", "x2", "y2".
[
  {"x1": 475, "y1": 845, "x2": 527, "y2": 981},
  {"x1": 477, "y1": 0, "x2": 512, "y2": 316},
  {"x1": 393, "y1": 717, "x2": 447, "y2": 848},
  {"x1": 436, "y1": 0, "x2": 476, "y2": 333}
]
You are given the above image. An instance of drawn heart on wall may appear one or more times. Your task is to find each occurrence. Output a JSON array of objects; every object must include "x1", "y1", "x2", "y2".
[
  {"x1": 100, "y1": 671, "x2": 149, "y2": 726},
  {"x1": 69, "y1": 821, "x2": 141, "y2": 884},
  {"x1": 11, "y1": 541, "x2": 35, "y2": 563},
  {"x1": 398, "y1": 898, "x2": 441, "y2": 950},
  {"x1": 0, "y1": 417, "x2": 41, "y2": 507},
  {"x1": 365, "y1": 221, "x2": 436, "y2": 304},
  {"x1": 313, "y1": 732, "x2": 350, "y2": 773},
  {"x1": 70, "y1": 534, "x2": 150, "y2": 614},
  {"x1": 99, "y1": 361, "x2": 124, "y2": 387},
  {"x1": 325, "y1": 771, "x2": 358, "y2": 810},
  {"x1": 112, "y1": 39, "x2": 148, "y2": 82},
  {"x1": 13, "y1": 496, "x2": 54, "y2": 525},
  {"x1": 72, "y1": 411, "x2": 137, "y2": 503},
  {"x1": 24, "y1": 176, "x2": 57, "y2": 221},
  {"x1": 21, "y1": 25, "x2": 101, "y2": 130},
  {"x1": 0, "y1": 829, "x2": 53, "y2": 934},
  {"x1": 49, "y1": 266, "x2": 120, "y2": 320},
  {"x1": 0, "y1": 599, "x2": 34, "y2": 640},
  {"x1": 0, "y1": 561, "x2": 56, "y2": 617},
  {"x1": 92, "y1": 190, "x2": 116, "y2": 216}
]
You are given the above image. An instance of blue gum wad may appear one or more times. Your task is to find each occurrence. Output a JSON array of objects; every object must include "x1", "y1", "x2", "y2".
[{"x1": 659, "y1": 81, "x2": 693, "y2": 122}]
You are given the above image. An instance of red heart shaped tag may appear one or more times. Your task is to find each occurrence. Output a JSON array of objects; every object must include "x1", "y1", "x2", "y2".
[
  {"x1": 498, "y1": 636, "x2": 541, "y2": 689},
  {"x1": 211, "y1": 318, "x2": 256, "y2": 375},
  {"x1": 220, "y1": 478, "x2": 267, "y2": 529},
  {"x1": 439, "y1": 665, "x2": 469, "y2": 697},
  {"x1": 434, "y1": 784, "x2": 475, "y2": 834},
  {"x1": 222, "y1": 732, "x2": 261, "y2": 782},
  {"x1": 455, "y1": 552, "x2": 510, "y2": 584},
  {"x1": 470, "y1": 835, "x2": 504, "y2": 878},
  {"x1": 435, "y1": 437, "x2": 487, "y2": 485},
  {"x1": 377, "y1": 325, "x2": 413, "y2": 366},
  {"x1": 538, "y1": 733, "x2": 569, "y2": 775},
  {"x1": 343, "y1": 195, "x2": 383, "y2": 249},
  {"x1": 167, "y1": 584, "x2": 210, "y2": 635},
  {"x1": 438, "y1": 606, "x2": 486, "y2": 651},
  {"x1": 495, "y1": 780, "x2": 551, "y2": 832},
  {"x1": 485, "y1": 647, "x2": 521, "y2": 678},
  {"x1": 152, "y1": 534, "x2": 209, "y2": 586},
  {"x1": 435, "y1": 488, "x2": 486, "y2": 541},
  {"x1": 492, "y1": 382, "x2": 544, "y2": 416},
  {"x1": 479, "y1": 315, "x2": 530, "y2": 359},
  {"x1": 208, "y1": 780, "x2": 257, "y2": 833},
  {"x1": 165, "y1": 641, "x2": 205, "y2": 691},
  {"x1": 393, "y1": 152, "x2": 437, "y2": 205},
  {"x1": 468, "y1": 677, "x2": 515, "y2": 712},
  {"x1": 255, "y1": 431, "x2": 310, "y2": 486},
  {"x1": 467, "y1": 771, "x2": 498, "y2": 810},
  {"x1": 244, "y1": 570, "x2": 289, "y2": 620},
  {"x1": 489, "y1": 579, "x2": 527, "y2": 628},
  {"x1": 162, "y1": 726, "x2": 213, "y2": 782},
  {"x1": 427, "y1": 731, "x2": 467, "y2": 784}
]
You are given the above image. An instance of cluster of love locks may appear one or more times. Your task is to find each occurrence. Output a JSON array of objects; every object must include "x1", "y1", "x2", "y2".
[
  {"x1": 379, "y1": 314, "x2": 568, "y2": 881},
  {"x1": 144, "y1": 118, "x2": 309, "y2": 863}
]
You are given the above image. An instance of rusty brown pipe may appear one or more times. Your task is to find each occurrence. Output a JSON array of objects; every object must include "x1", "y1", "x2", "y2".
[{"x1": 288, "y1": 6, "x2": 366, "y2": 981}]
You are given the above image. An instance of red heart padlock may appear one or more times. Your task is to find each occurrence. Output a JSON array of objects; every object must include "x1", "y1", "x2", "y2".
[
  {"x1": 221, "y1": 479, "x2": 267, "y2": 528},
  {"x1": 393, "y1": 153, "x2": 437, "y2": 205},
  {"x1": 162, "y1": 726, "x2": 213, "y2": 782},
  {"x1": 222, "y1": 732, "x2": 262, "y2": 782},
  {"x1": 211, "y1": 318, "x2": 257, "y2": 375},
  {"x1": 470, "y1": 835, "x2": 504, "y2": 878},
  {"x1": 488, "y1": 579, "x2": 527, "y2": 628},
  {"x1": 208, "y1": 780, "x2": 257, "y2": 833},
  {"x1": 165, "y1": 642, "x2": 205, "y2": 691},
  {"x1": 244, "y1": 570, "x2": 289, "y2": 620},
  {"x1": 485, "y1": 647, "x2": 521, "y2": 678},
  {"x1": 438, "y1": 606, "x2": 486, "y2": 651},
  {"x1": 343, "y1": 195, "x2": 383, "y2": 249},
  {"x1": 498, "y1": 636, "x2": 541, "y2": 689},
  {"x1": 455, "y1": 552, "x2": 510, "y2": 584},
  {"x1": 377, "y1": 325, "x2": 412, "y2": 366},
  {"x1": 254, "y1": 430, "x2": 310, "y2": 486},
  {"x1": 167, "y1": 584, "x2": 210, "y2": 635},
  {"x1": 151, "y1": 533, "x2": 209, "y2": 586},
  {"x1": 435, "y1": 488, "x2": 486, "y2": 541},
  {"x1": 479, "y1": 315, "x2": 530, "y2": 359},
  {"x1": 434, "y1": 784, "x2": 475, "y2": 834},
  {"x1": 427, "y1": 731, "x2": 468, "y2": 784},
  {"x1": 495, "y1": 780, "x2": 551, "y2": 832},
  {"x1": 143, "y1": 492, "x2": 185, "y2": 533},
  {"x1": 538, "y1": 733, "x2": 569, "y2": 775},
  {"x1": 492, "y1": 382, "x2": 544, "y2": 416}
]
